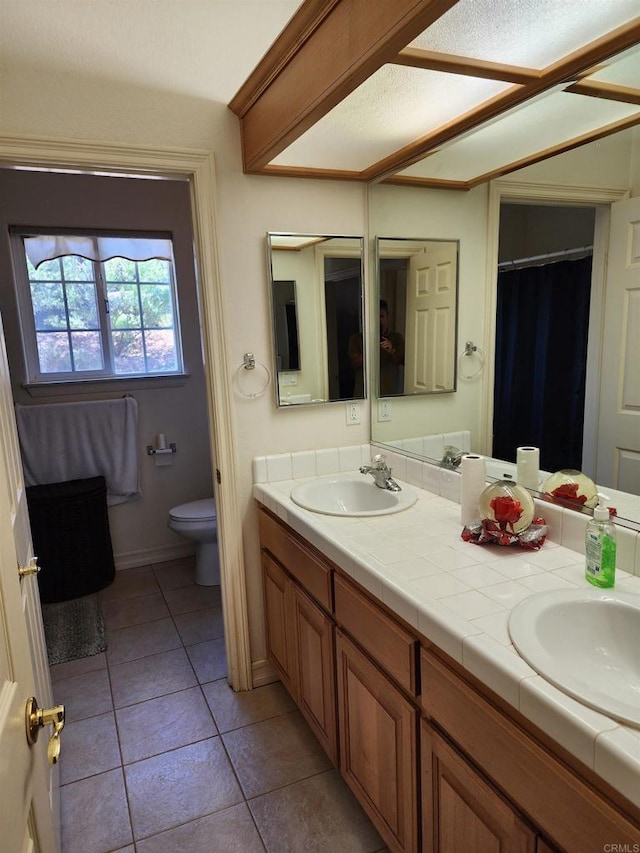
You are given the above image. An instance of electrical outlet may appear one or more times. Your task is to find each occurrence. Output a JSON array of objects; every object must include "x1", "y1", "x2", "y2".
[
  {"x1": 346, "y1": 403, "x2": 361, "y2": 425},
  {"x1": 377, "y1": 400, "x2": 392, "y2": 422}
]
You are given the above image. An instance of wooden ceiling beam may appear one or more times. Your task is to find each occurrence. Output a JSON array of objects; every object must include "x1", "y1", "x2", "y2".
[
  {"x1": 363, "y1": 18, "x2": 640, "y2": 182},
  {"x1": 564, "y1": 80, "x2": 640, "y2": 107},
  {"x1": 228, "y1": 0, "x2": 461, "y2": 173},
  {"x1": 393, "y1": 47, "x2": 539, "y2": 84}
]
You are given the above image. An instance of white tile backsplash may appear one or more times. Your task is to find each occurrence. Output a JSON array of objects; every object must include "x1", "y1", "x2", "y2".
[
  {"x1": 252, "y1": 456, "x2": 268, "y2": 484},
  {"x1": 561, "y1": 508, "x2": 588, "y2": 554},
  {"x1": 338, "y1": 445, "x2": 363, "y2": 472},
  {"x1": 315, "y1": 448, "x2": 340, "y2": 475},
  {"x1": 291, "y1": 450, "x2": 316, "y2": 479},
  {"x1": 265, "y1": 453, "x2": 292, "y2": 482}
]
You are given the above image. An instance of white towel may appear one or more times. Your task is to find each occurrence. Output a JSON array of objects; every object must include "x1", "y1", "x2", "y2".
[{"x1": 15, "y1": 397, "x2": 141, "y2": 505}]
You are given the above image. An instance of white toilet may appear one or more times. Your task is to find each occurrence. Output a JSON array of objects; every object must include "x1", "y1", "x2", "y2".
[{"x1": 168, "y1": 498, "x2": 220, "y2": 586}]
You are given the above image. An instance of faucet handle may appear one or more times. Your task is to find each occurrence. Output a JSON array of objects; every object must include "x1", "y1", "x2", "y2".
[{"x1": 370, "y1": 453, "x2": 387, "y2": 468}]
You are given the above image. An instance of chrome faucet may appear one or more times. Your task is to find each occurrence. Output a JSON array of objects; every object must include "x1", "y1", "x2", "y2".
[{"x1": 360, "y1": 454, "x2": 402, "y2": 492}]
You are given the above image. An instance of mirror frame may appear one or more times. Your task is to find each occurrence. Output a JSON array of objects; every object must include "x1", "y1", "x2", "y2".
[{"x1": 266, "y1": 232, "x2": 366, "y2": 408}]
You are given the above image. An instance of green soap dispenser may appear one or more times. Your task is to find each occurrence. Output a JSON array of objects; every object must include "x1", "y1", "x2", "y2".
[{"x1": 585, "y1": 493, "x2": 616, "y2": 588}]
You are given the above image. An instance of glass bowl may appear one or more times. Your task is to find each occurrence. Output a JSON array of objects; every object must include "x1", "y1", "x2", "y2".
[
  {"x1": 478, "y1": 480, "x2": 535, "y2": 535},
  {"x1": 542, "y1": 469, "x2": 597, "y2": 509}
]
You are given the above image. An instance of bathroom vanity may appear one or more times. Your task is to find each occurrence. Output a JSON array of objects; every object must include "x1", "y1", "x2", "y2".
[{"x1": 255, "y1": 485, "x2": 640, "y2": 853}]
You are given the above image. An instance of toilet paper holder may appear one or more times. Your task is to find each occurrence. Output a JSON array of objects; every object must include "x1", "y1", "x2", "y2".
[{"x1": 146, "y1": 443, "x2": 177, "y2": 456}]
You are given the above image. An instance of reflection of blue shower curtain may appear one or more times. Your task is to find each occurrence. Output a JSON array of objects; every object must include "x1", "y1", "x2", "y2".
[{"x1": 493, "y1": 256, "x2": 592, "y2": 472}]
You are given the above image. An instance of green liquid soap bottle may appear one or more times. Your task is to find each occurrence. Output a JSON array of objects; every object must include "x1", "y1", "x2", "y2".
[{"x1": 585, "y1": 493, "x2": 616, "y2": 588}]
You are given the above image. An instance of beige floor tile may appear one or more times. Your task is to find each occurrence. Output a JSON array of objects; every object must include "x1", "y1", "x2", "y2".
[
  {"x1": 185, "y1": 636, "x2": 227, "y2": 684},
  {"x1": 173, "y1": 605, "x2": 224, "y2": 645},
  {"x1": 164, "y1": 583, "x2": 221, "y2": 615},
  {"x1": 152, "y1": 557, "x2": 196, "y2": 591},
  {"x1": 60, "y1": 711, "x2": 121, "y2": 785},
  {"x1": 106, "y1": 617, "x2": 182, "y2": 665},
  {"x1": 249, "y1": 769, "x2": 384, "y2": 853},
  {"x1": 135, "y1": 803, "x2": 266, "y2": 853},
  {"x1": 53, "y1": 667, "x2": 112, "y2": 722},
  {"x1": 100, "y1": 566, "x2": 159, "y2": 602},
  {"x1": 222, "y1": 710, "x2": 332, "y2": 798},
  {"x1": 124, "y1": 737, "x2": 243, "y2": 841},
  {"x1": 50, "y1": 650, "x2": 107, "y2": 683},
  {"x1": 110, "y1": 647, "x2": 197, "y2": 709},
  {"x1": 116, "y1": 686, "x2": 217, "y2": 764},
  {"x1": 202, "y1": 680, "x2": 296, "y2": 733},
  {"x1": 61, "y1": 768, "x2": 133, "y2": 853},
  {"x1": 102, "y1": 591, "x2": 170, "y2": 631}
]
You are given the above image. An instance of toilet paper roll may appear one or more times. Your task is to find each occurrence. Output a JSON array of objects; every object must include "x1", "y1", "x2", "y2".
[
  {"x1": 517, "y1": 446, "x2": 540, "y2": 491},
  {"x1": 157, "y1": 433, "x2": 167, "y2": 450},
  {"x1": 460, "y1": 454, "x2": 487, "y2": 526}
]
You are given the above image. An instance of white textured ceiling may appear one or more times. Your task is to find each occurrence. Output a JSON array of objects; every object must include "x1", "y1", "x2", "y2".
[{"x1": 0, "y1": 0, "x2": 301, "y2": 103}]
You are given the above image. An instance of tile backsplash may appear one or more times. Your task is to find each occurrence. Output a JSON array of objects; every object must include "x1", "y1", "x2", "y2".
[{"x1": 253, "y1": 444, "x2": 640, "y2": 578}]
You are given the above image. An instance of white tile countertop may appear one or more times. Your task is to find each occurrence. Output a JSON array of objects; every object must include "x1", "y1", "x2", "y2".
[{"x1": 253, "y1": 470, "x2": 640, "y2": 811}]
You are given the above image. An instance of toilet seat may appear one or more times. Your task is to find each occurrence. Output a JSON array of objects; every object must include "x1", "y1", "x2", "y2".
[{"x1": 169, "y1": 498, "x2": 216, "y2": 523}]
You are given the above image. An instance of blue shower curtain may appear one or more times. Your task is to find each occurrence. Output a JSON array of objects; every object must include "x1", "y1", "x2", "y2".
[{"x1": 493, "y1": 256, "x2": 592, "y2": 473}]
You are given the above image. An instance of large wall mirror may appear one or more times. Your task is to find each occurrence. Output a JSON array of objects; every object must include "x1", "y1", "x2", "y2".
[
  {"x1": 267, "y1": 233, "x2": 365, "y2": 406},
  {"x1": 376, "y1": 237, "x2": 459, "y2": 398},
  {"x1": 368, "y1": 128, "x2": 640, "y2": 528}
]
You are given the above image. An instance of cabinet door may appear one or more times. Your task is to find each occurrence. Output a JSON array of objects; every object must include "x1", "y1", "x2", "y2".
[
  {"x1": 292, "y1": 584, "x2": 338, "y2": 765},
  {"x1": 422, "y1": 721, "x2": 536, "y2": 853},
  {"x1": 262, "y1": 553, "x2": 296, "y2": 695},
  {"x1": 336, "y1": 630, "x2": 418, "y2": 853}
]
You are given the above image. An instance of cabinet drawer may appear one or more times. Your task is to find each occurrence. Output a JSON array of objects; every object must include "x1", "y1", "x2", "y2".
[
  {"x1": 258, "y1": 508, "x2": 332, "y2": 610},
  {"x1": 334, "y1": 574, "x2": 417, "y2": 695}
]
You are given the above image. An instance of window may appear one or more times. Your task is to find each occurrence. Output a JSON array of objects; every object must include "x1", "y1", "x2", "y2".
[{"x1": 15, "y1": 232, "x2": 183, "y2": 382}]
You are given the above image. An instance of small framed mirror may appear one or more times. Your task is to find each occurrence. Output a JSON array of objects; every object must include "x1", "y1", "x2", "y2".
[
  {"x1": 267, "y1": 233, "x2": 365, "y2": 406},
  {"x1": 376, "y1": 236, "x2": 459, "y2": 397}
]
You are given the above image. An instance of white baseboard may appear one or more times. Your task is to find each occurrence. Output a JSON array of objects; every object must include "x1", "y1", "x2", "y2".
[
  {"x1": 251, "y1": 657, "x2": 278, "y2": 688},
  {"x1": 114, "y1": 541, "x2": 195, "y2": 571}
]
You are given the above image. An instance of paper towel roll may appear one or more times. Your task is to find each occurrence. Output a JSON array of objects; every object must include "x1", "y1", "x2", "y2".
[
  {"x1": 460, "y1": 454, "x2": 487, "y2": 526},
  {"x1": 517, "y1": 446, "x2": 540, "y2": 491}
]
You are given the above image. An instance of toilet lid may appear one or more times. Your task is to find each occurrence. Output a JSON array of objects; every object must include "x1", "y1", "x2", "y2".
[{"x1": 169, "y1": 498, "x2": 216, "y2": 522}]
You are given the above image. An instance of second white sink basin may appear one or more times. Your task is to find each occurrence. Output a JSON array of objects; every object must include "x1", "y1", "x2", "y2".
[
  {"x1": 290, "y1": 476, "x2": 416, "y2": 517},
  {"x1": 509, "y1": 588, "x2": 640, "y2": 726}
]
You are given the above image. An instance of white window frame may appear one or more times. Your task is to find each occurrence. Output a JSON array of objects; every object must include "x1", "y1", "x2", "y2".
[{"x1": 12, "y1": 229, "x2": 184, "y2": 384}]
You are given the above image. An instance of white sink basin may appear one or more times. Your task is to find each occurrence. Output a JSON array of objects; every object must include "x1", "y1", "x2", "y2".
[
  {"x1": 290, "y1": 476, "x2": 416, "y2": 517},
  {"x1": 509, "y1": 588, "x2": 640, "y2": 726}
]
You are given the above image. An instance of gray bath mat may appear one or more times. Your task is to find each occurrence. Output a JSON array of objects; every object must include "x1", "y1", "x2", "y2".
[{"x1": 42, "y1": 593, "x2": 107, "y2": 666}]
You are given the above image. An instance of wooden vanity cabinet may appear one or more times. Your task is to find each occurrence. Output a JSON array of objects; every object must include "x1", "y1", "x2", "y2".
[
  {"x1": 258, "y1": 506, "x2": 639, "y2": 853},
  {"x1": 336, "y1": 629, "x2": 419, "y2": 853},
  {"x1": 422, "y1": 721, "x2": 536, "y2": 853},
  {"x1": 420, "y1": 649, "x2": 640, "y2": 853},
  {"x1": 259, "y1": 509, "x2": 338, "y2": 764}
]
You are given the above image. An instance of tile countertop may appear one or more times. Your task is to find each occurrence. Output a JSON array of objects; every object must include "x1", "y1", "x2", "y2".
[{"x1": 253, "y1": 473, "x2": 640, "y2": 811}]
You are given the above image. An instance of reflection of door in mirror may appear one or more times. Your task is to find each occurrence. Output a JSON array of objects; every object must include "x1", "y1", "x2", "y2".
[
  {"x1": 272, "y1": 280, "x2": 300, "y2": 372},
  {"x1": 494, "y1": 204, "x2": 595, "y2": 473},
  {"x1": 377, "y1": 238, "x2": 459, "y2": 398}
]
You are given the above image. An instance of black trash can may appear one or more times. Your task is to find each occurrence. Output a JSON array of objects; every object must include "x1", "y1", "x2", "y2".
[{"x1": 26, "y1": 475, "x2": 115, "y2": 604}]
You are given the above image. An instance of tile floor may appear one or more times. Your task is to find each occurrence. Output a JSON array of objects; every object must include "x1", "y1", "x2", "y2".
[{"x1": 50, "y1": 557, "x2": 386, "y2": 853}]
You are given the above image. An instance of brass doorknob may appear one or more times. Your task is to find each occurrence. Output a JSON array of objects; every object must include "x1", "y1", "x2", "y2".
[
  {"x1": 25, "y1": 697, "x2": 65, "y2": 765},
  {"x1": 18, "y1": 557, "x2": 41, "y2": 579}
]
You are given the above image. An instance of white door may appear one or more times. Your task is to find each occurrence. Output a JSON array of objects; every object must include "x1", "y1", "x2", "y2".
[
  {"x1": 404, "y1": 243, "x2": 457, "y2": 394},
  {"x1": 595, "y1": 196, "x2": 640, "y2": 495},
  {"x1": 0, "y1": 312, "x2": 59, "y2": 853}
]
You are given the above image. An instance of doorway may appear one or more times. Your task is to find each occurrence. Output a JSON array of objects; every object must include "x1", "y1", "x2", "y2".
[
  {"x1": 493, "y1": 203, "x2": 595, "y2": 472},
  {"x1": 0, "y1": 136, "x2": 251, "y2": 694}
]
